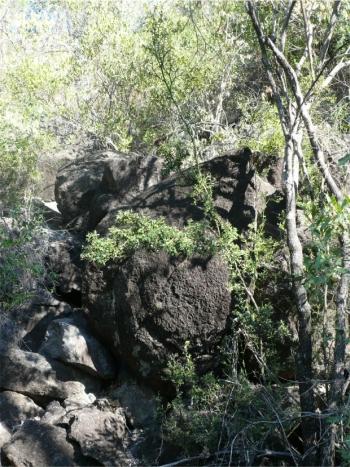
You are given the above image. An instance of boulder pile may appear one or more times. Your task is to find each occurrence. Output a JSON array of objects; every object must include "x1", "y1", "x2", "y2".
[{"x1": 0, "y1": 148, "x2": 282, "y2": 465}]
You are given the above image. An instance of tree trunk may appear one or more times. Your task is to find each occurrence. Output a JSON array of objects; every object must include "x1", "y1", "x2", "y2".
[{"x1": 285, "y1": 134, "x2": 317, "y2": 461}]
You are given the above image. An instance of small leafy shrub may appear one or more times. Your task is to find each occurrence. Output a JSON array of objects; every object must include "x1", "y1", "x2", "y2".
[
  {"x1": 163, "y1": 342, "x2": 299, "y2": 461},
  {"x1": 164, "y1": 342, "x2": 226, "y2": 456},
  {"x1": 82, "y1": 211, "x2": 216, "y2": 266},
  {"x1": 0, "y1": 207, "x2": 46, "y2": 311}
]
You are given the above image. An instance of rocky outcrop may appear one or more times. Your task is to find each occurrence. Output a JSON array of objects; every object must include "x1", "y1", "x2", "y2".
[
  {"x1": 0, "y1": 146, "x2": 287, "y2": 465},
  {"x1": 55, "y1": 149, "x2": 279, "y2": 234},
  {"x1": 55, "y1": 150, "x2": 164, "y2": 230},
  {"x1": 84, "y1": 250, "x2": 232, "y2": 387}
]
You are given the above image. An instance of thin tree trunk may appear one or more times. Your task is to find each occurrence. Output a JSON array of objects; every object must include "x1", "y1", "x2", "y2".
[{"x1": 285, "y1": 134, "x2": 317, "y2": 460}]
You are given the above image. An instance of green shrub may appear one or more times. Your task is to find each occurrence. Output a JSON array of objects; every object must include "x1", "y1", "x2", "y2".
[
  {"x1": 0, "y1": 208, "x2": 46, "y2": 311},
  {"x1": 82, "y1": 211, "x2": 216, "y2": 266}
]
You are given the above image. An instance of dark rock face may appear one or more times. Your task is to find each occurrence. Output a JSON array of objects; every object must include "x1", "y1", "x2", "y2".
[
  {"x1": 45, "y1": 230, "x2": 83, "y2": 296},
  {"x1": 56, "y1": 148, "x2": 279, "y2": 235},
  {"x1": 84, "y1": 250, "x2": 232, "y2": 386},
  {"x1": 97, "y1": 149, "x2": 277, "y2": 233},
  {"x1": 77, "y1": 149, "x2": 283, "y2": 388},
  {"x1": 55, "y1": 150, "x2": 164, "y2": 230}
]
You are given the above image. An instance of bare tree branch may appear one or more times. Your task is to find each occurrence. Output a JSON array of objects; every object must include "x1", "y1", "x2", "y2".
[
  {"x1": 300, "y1": 0, "x2": 315, "y2": 81},
  {"x1": 319, "y1": 0, "x2": 342, "y2": 67},
  {"x1": 265, "y1": 36, "x2": 344, "y2": 200},
  {"x1": 281, "y1": 0, "x2": 296, "y2": 52},
  {"x1": 322, "y1": 60, "x2": 350, "y2": 89},
  {"x1": 245, "y1": 1, "x2": 288, "y2": 136}
]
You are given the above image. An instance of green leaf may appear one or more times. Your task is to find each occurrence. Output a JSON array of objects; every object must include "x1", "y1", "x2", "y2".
[{"x1": 338, "y1": 153, "x2": 350, "y2": 166}]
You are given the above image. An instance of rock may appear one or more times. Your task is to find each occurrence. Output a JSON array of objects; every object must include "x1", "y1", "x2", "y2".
[
  {"x1": 84, "y1": 250, "x2": 231, "y2": 388},
  {"x1": 41, "y1": 400, "x2": 68, "y2": 425},
  {"x1": 19, "y1": 293, "x2": 74, "y2": 352},
  {"x1": 45, "y1": 230, "x2": 83, "y2": 296},
  {"x1": 39, "y1": 315, "x2": 117, "y2": 379},
  {"x1": 0, "y1": 348, "x2": 96, "y2": 402},
  {"x1": 2, "y1": 420, "x2": 76, "y2": 466},
  {"x1": 68, "y1": 404, "x2": 133, "y2": 466},
  {"x1": 97, "y1": 149, "x2": 277, "y2": 233},
  {"x1": 111, "y1": 380, "x2": 158, "y2": 428},
  {"x1": 55, "y1": 150, "x2": 164, "y2": 230},
  {"x1": 0, "y1": 423, "x2": 11, "y2": 450},
  {"x1": 0, "y1": 290, "x2": 73, "y2": 354},
  {"x1": 0, "y1": 391, "x2": 44, "y2": 431},
  {"x1": 37, "y1": 148, "x2": 78, "y2": 202},
  {"x1": 32, "y1": 198, "x2": 63, "y2": 229}
]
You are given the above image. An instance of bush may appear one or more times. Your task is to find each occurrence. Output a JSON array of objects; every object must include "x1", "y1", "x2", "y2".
[
  {"x1": 82, "y1": 211, "x2": 216, "y2": 266},
  {"x1": 0, "y1": 206, "x2": 47, "y2": 311}
]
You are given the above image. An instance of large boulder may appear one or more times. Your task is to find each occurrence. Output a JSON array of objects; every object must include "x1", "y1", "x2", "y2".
[
  {"x1": 84, "y1": 250, "x2": 232, "y2": 388},
  {"x1": 39, "y1": 315, "x2": 117, "y2": 379},
  {"x1": 55, "y1": 150, "x2": 164, "y2": 230},
  {"x1": 97, "y1": 149, "x2": 278, "y2": 233},
  {"x1": 1, "y1": 420, "x2": 76, "y2": 467}
]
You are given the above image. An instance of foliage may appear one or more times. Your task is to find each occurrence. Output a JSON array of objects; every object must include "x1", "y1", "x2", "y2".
[
  {"x1": 165, "y1": 345, "x2": 224, "y2": 456},
  {"x1": 304, "y1": 195, "x2": 350, "y2": 292},
  {"x1": 0, "y1": 0, "x2": 349, "y2": 462},
  {"x1": 0, "y1": 207, "x2": 46, "y2": 311},
  {"x1": 82, "y1": 211, "x2": 216, "y2": 266},
  {"x1": 164, "y1": 342, "x2": 299, "y2": 460},
  {"x1": 238, "y1": 101, "x2": 285, "y2": 157}
]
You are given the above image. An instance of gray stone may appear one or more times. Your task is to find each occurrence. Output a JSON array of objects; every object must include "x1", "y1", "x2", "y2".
[
  {"x1": 2, "y1": 420, "x2": 76, "y2": 466},
  {"x1": 0, "y1": 391, "x2": 44, "y2": 431},
  {"x1": 0, "y1": 348, "x2": 95, "y2": 402},
  {"x1": 68, "y1": 404, "x2": 133, "y2": 466},
  {"x1": 40, "y1": 400, "x2": 67, "y2": 425},
  {"x1": 39, "y1": 316, "x2": 117, "y2": 379},
  {"x1": 111, "y1": 380, "x2": 158, "y2": 428}
]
